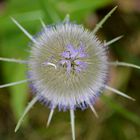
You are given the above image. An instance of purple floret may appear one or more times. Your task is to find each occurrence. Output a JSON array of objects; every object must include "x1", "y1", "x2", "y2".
[{"x1": 59, "y1": 44, "x2": 88, "y2": 74}]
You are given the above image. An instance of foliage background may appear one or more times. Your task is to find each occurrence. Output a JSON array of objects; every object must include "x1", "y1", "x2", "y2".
[{"x1": 0, "y1": 0, "x2": 140, "y2": 140}]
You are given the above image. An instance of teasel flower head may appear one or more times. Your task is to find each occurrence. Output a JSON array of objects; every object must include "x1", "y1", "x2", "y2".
[
  {"x1": 28, "y1": 22, "x2": 108, "y2": 111},
  {"x1": 0, "y1": 6, "x2": 139, "y2": 140}
]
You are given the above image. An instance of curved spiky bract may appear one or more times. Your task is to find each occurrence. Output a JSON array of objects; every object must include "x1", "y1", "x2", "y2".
[
  {"x1": 0, "y1": 79, "x2": 29, "y2": 88},
  {"x1": 0, "y1": 57, "x2": 27, "y2": 64},
  {"x1": 109, "y1": 61, "x2": 140, "y2": 70},
  {"x1": 92, "y1": 6, "x2": 118, "y2": 34},
  {"x1": 105, "y1": 85, "x2": 135, "y2": 101},
  {"x1": 47, "y1": 109, "x2": 54, "y2": 127},
  {"x1": 28, "y1": 23, "x2": 108, "y2": 110},
  {"x1": 15, "y1": 96, "x2": 38, "y2": 132},
  {"x1": 104, "y1": 35, "x2": 123, "y2": 46},
  {"x1": 11, "y1": 17, "x2": 37, "y2": 44},
  {"x1": 70, "y1": 110, "x2": 75, "y2": 140}
]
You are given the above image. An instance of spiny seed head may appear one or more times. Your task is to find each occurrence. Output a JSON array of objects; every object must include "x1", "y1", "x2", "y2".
[{"x1": 28, "y1": 23, "x2": 108, "y2": 110}]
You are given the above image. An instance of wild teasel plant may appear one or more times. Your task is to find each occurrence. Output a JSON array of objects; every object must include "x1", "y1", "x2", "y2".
[{"x1": 0, "y1": 6, "x2": 140, "y2": 140}]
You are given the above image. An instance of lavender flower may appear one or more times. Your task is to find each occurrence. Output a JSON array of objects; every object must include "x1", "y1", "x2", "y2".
[{"x1": 0, "y1": 7, "x2": 139, "y2": 140}]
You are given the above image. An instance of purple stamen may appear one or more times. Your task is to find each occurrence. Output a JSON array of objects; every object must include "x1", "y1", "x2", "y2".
[{"x1": 61, "y1": 51, "x2": 70, "y2": 59}]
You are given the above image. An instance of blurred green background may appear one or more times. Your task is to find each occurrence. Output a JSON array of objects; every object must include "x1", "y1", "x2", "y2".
[{"x1": 0, "y1": 0, "x2": 140, "y2": 140}]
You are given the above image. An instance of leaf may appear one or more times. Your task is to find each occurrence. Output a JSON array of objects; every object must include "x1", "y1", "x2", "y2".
[
  {"x1": 56, "y1": 0, "x2": 113, "y2": 22},
  {"x1": 9, "y1": 64, "x2": 28, "y2": 120},
  {"x1": 57, "y1": 0, "x2": 113, "y2": 13},
  {"x1": 102, "y1": 95, "x2": 140, "y2": 125},
  {"x1": 1, "y1": 33, "x2": 29, "y2": 121}
]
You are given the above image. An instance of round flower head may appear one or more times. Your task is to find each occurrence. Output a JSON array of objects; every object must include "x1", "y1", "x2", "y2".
[
  {"x1": 0, "y1": 7, "x2": 140, "y2": 140},
  {"x1": 28, "y1": 23, "x2": 108, "y2": 111}
]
